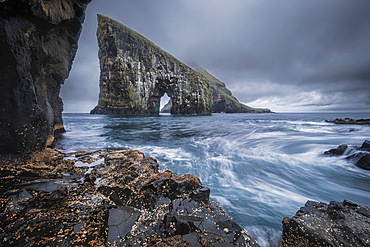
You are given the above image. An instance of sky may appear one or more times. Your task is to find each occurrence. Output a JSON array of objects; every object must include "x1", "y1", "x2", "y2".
[{"x1": 61, "y1": 0, "x2": 370, "y2": 113}]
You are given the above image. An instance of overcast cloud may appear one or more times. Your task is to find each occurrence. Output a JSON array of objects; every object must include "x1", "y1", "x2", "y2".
[{"x1": 61, "y1": 0, "x2": 370, "y2": 113}]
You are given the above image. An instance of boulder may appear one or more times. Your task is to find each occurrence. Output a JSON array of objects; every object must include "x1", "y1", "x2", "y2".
[
  {"x1": 324, "y1": 144, "x2": 348, "y2": 156},
  {"x1": 324, "y1": 140, "x2": 370, "y2": 171},
  {"x1": 281, "y1": 200, "x2": 370, "y2": 246},
  {"x1": 354, "y1": 153, "x2": 370, "y2": 170}
]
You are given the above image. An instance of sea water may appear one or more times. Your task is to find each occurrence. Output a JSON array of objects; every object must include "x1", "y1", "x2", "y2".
[{"x1": 59, "y1": 112, "x2": 370, "y2": 247}]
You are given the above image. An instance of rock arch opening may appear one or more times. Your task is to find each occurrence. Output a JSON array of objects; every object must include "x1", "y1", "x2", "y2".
[{"x1": 160, "y1": 93, "x2": 171, "y2": 114}]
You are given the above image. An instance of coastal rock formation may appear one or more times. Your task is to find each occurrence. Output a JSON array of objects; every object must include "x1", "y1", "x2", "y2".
[
  {"x1": 161, "y1": 67, "x2": 272, "y2": 114},
  {"x1": 0, "y1": 0, "x2": 91, "y2": 154},
  {"x1": 91, "y1": 15, "x2": 213, "y2": 115},
  {"x1": 325, "y1": 118, "x2": 370, "y2": 125},
  {"x1": 281, "y1": 200, "x2": 370, "y2": 246},
  {"x1": 324, "y1": 140, "x2": 370, "y2": 170},
  {"x1": 0, "y1": 148, "x2": 258, "y2": 246},
  {"x1": 196, "y1": 67, "x2": 271, "y2": 113}
]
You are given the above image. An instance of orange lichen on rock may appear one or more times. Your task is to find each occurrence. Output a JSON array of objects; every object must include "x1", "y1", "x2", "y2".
[{"x1": 145, "y1": 170, "x2": 202, "y2": 188}]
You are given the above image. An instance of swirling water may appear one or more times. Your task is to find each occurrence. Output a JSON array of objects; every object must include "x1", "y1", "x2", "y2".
[{"x1": 59, "y1": 113, "x2": 370, "y2": 246}]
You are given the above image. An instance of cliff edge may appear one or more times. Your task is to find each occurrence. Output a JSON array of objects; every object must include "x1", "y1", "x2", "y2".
[
  {"x1": 91, "y1": 15, "x2": 213, "y2": 115},
  {"x1": 195, "y1": 67, "x2": 271, "y2": 113},
  {"x1": 0, "y1": 0, "x2": 91, "y2": 154}
]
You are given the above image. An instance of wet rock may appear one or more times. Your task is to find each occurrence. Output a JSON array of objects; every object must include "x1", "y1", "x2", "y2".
[
  {"x1": 354, "y1": 153, "x2": 370, "y2": 170},
  {"x1": 106, "y1": 206, "x2": 140, "y2": 246},
  {"x1": 142, "y1": 170, "x2": 202, "y2": 200},
  {"x1": 281, "y1": 200, "x2": 370, "y2": 246},
  {"x1": 324, "y1": 140, "x2": 370, "y2": 171},
  {"x1": 324, "y1": 144, "x2": 348, "y2": 155},
  {"x1": 191, "y1": 187, "x2": 211, "y2": 204},
  {"x1": 153, "y1": 235, "x2": 191, "y2": 246},
  {"x1": 0, "y1": 148, "x2": 257, "y2": 246},
  {"x1": 361, "y1": 140, "x2": 370, "y2": 150},
  {"x1": 84, "y1": 174, "x2": 97, "y2": 184},
  {"x1": 22, "y1": 179, "x2": 77, "y2": 193},
  {"x1": 325, "y1": 118, "x2": 370, "y2": 125},
  {"x1": 46, "y1": 186, "x2": 69, "y2": 200}
]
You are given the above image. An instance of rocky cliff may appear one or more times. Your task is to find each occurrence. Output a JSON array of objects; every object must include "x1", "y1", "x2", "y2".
[
  {"x1": 0, "y1": 0, "x2": 91, "y2": 154},
  {"x1": 91, "y1": 15, "x2": 213, "y2": 115},
  {"x1": 161, "y1": 67, "x2": 272, "y2": 114},
  {"x1": 195, "y1": 67, "x2": 271, "y2": 113}
]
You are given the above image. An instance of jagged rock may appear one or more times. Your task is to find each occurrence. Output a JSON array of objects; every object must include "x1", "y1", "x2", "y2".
[
  {"x1": 352, "y1": 153, "x2": 370, "y2": 170},
  {"x1": 0, "y1": 148, "x2": 258, "y2": 246},
  {"x1": 361, "y1": 140, "x2": 370, "y2": 150},
  {"x1": 324, "y1": 140, "x2": 370, "y2": 170},
  {"x1": 281, "y1": 200, "x2": 370, "y2": 246},
  {"x1": 0, "y1": 0, "x2": 91, "y2": 154},
  {"x1": 90, "y1": 15, "x2": 213, "y2": 116},
  {"x1": 324, "y1": 144, "x2": 348, "y2": 156},
  {"x1": 106, "y1": 206, "x2": 140, "y2": 246},
  {"x1": 325, "y1": 118, "x2": 370, "y2": 125}
]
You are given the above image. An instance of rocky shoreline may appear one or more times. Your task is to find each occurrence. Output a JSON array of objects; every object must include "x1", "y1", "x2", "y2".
[
  {"x1": 0, "y1": 148, "x2": 258, "y2": 246},
  {"x1": 325, "y1": 118, "x2": 370, "y2": 125},
  {"x1": 2, "y1": 146, "x2": 370, "y2": 246}
]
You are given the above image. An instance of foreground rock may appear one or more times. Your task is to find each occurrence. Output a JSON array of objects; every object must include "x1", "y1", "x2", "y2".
[
  {"x1": 0, "y1": 0, "x2": 91, "y2": 154},
  {"x1": 281, "y1": 200, "x2": 370, "y2": 246},
  {"x1": 325, "y1": 118, "x2": 370, "y2": 125},
  {"x1": 0, "y1": 148, "x2": 258, "y2": 246},
  {"x1": 91, "y1": 15, "x2": 213, "y2": 116},
  {"x1": 324, "y1": 140, "x2": 370, "y2": 170}
]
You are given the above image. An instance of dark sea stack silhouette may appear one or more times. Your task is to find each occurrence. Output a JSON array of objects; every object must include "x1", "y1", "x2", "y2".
[
  {"x1": 0, "y1": 0, "x2": 91, "y2": 154},
  {"x1": 281, "y1": 200, "x2": 370, "y2": 246},
  {"x1": 91, "y1": 15, "x2": 213, "y2": 116}
]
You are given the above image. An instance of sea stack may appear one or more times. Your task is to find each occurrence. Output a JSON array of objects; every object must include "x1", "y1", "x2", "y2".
[
  {"x1": 195, "y1": 67, "x2": 272, "y2": 113},
  {"x1": 0, "y1": 0, "x2": 91, "y2": 154},
  {"x1": 90, "y1": 15, "x2": 213, "y2": 115}
]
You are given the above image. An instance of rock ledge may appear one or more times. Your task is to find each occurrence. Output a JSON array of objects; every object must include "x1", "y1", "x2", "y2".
[{"x1": 0, "y1": 148, "x2": 258, "y2": 246}]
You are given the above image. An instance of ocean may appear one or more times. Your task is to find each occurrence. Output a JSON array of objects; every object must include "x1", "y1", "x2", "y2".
[{"x1": 58, "y1": 112, "x2": 370, "y2": 247}]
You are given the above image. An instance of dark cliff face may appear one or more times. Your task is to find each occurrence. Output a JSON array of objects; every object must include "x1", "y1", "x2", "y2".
[
  {"x1": 91, "y1": 15, "x2": 213, "y2": 116},
  {"x1": 0, "y1": 0, "x2": 91, "y2": 154}
]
